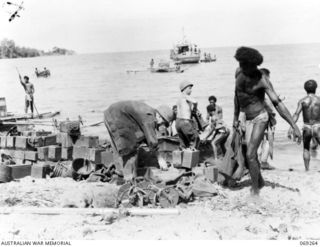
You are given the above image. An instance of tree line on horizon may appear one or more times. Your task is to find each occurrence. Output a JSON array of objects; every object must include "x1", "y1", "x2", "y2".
[{"x1": 0, "y1": 39, "x2": 75, "y2": 59}]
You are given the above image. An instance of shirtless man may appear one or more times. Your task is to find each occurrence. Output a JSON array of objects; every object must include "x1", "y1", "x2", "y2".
[
  {"x1": 206, "y1": 95, "x2": 223, "y2": 121},
  {"x1": 288, "y1": 80, "x2": 320, "y2": 171},
  {"x1": 232, "y1": 46, "x2": 301, "y2": 195},
  {"x1": 176, "y1": 81, "x2": 200, "y2": 149},
  {"x1": 19, "y1": 75, "x2": 35, "y2": 117},
  {"x1": 203, "y1": 104, "x2": 230, "y2": 159}
]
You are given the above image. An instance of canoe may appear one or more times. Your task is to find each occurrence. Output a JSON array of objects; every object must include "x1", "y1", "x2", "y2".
[
  {"x1": 0, "y1": 111, "x2": 60, "y2": 131},
  {"x1": 0, "y1": 111, "x2": 60, "y2": 122}
]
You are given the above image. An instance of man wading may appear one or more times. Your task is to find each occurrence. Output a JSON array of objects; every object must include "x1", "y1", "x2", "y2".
[
  {"x1": 288, "y1": 80, "x2": 320, "y2": 171},
  {"x1": 19, "y1": 75, "x2": 35, "y2": 117},
  {"x1": 176, "y1": 81, "x2": 200, "y2": 149},
  {"x1": 104, "y1": 100, "x2": 173, "y2": 179},
  {"x1": 232, "y1": 46, "x2": 301, "y2": 196}
]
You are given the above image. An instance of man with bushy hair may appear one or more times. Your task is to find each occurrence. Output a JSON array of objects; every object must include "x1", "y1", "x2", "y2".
[{"x1": 232, "y1": 46, "x2": 301, "y2": 196}]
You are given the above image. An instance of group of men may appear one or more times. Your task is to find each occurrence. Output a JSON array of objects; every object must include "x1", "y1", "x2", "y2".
[{"x1": 104, "y1": 46, "x2": 320, "y2": 196}]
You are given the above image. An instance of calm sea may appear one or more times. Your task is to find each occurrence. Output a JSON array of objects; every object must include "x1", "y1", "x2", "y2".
[{"x1": 1, "y1": 43, "x2": 320, "y2": 141}]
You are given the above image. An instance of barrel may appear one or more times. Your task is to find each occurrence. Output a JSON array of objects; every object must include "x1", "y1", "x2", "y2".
[{"x1": 0, "y1": 98, "x2": 7, "y2": 117}]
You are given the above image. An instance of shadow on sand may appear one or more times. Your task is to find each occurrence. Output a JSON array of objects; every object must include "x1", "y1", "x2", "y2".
[{"x1": 227, "y1": 179, "x2": 300, "y2": 193}]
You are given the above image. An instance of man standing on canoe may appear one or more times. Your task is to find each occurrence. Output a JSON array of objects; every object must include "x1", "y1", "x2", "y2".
[
  {"x1": 288, "y1": 80, "x2": 320, "y2": 171},
  {"x1": 232, "y1": 46, "x2": 301, "y2": 196},
  {"x1": 19, "y1": 74, "x2": 35, "y2": 117}
]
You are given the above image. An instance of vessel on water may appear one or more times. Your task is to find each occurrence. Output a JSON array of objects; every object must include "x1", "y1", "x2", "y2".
[
  {"x1": 170, "y1": 35, "x2": 201, "y2": 64},
  {"x1": 35, "y1": 68, "x2": 51, "y2": 78},
  {"x1": 149, "y1": 60, "x2": 183, "y2": 73}
]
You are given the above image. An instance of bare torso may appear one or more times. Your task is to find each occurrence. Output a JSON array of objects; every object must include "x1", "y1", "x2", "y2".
[
  {"x1": 235, "y1": 71, "x2": 266, "y2": 120},
  {"x1": 300, "y1": 95, "x2": 320, "y2": 125}
]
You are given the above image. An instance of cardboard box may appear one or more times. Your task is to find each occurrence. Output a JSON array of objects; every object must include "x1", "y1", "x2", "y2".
[
  {"x1": 17, "y1": 125, "x2": 31, "y2": 132},
  {"x1": 61, "y1": 147, "x2": 73, "y2": 160},
  {"x1": 15, "y1": 136, "x2": 28, "y2": 150},
  {"x1": 182, "y1": 150, "x2": 200, "y2": 169},
  {"x1": 172, "y1": 150, "x2": 183, "y2": 168},
  {"x1": 48, "y1": 145, "x2": 62, "y2": 161},
  {"x1": 28, "y1": 136, "x2": 45, "y2": 148},
  {"x1": 12, "y1": 150, "x2": 25, "y2": 160},
  {"x1": 60, "y1": 133, "x2": 74, "y2": 148},
  {"x1": 37, "y1": 147, "x2": 49, "y2": 160},
  {"x1": 100, "y1": 151, "x2": 114, "y2": 167},
  {"x1": 43, "y1": 135, "x2": 57, "y2": 146},
  {"x1": 89, "y1": 148, "x2": 105, "y2": 164},
  {"x1": 72, "y1": 146, "x2": 90, "y2": 159},
  {"x1": 25, "y1": 151, "x2": 38, "y2": 161},
  {"x1": 74, "y1": 136, "x2": 99, "y2": 148},
  {"x1": 6, "y1": 136, "x2": 15, "y2": 149},
  {"x1": 204, "y1": 166, "x2": 219, "y2": 183},
  {"x1": 7, "y1": 164, "x2": 32, "y2": 179},
  {"x1": 56, "y1": 132, "x2": 62, "y2": 144},
  {"x1": 31, "y1": 163, "x2": 51, "y2": 178},
  {"x1": 0, "y1": 136, "x2": 6, "y2": 148}
]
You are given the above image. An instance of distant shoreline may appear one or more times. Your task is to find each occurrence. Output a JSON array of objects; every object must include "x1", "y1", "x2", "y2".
[{"x1": 0, "y1": 39, "x2": 75, "y2": 59}]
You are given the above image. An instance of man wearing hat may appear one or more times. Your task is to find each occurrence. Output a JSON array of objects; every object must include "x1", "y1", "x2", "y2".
[
  {"x1": 176, "y1": 81, "x2": 200, "y2": 149},
  {"x1": 104, "y1": 100, "x2": 174, "y2": 179}
]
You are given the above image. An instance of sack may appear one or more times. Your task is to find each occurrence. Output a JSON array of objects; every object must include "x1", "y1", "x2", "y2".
[{"x1": 192, "y1": 176, "x2": 218, "y2": 197}]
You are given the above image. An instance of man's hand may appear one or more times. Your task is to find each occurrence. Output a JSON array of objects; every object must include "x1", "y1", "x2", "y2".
[
  {"x1": 232, "y1": 120, "x2": 239, "y2": 129},
  {"x1": 292, "y1": 125, "x2": 302, "y2": 144}
]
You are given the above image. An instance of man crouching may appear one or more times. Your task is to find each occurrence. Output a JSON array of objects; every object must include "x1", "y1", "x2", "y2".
[{"x1": 104, "y1": 100, "x2": 174, "y2": 180}]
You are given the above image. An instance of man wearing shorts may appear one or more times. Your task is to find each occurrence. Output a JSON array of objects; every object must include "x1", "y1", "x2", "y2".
[{"x1": 288, "y1": 80, "x2": 320, "y2": 171}]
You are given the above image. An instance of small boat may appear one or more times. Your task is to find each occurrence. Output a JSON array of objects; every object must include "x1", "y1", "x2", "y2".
[
  {"x1": 149, "y1": 60, "x2": 183, "y2": 73},
  {"x1": 35, "y1": 69, "x2": 51, "y2": 78},
  {"x1": 0, "y1": 111, "x2": 60, "y2": 131},
  {"x1": 200, "y1": 54, "x2": 217, "y2": 63},
  {"x1": 170, "y1": 32, "x2": 201, "y2": 64}
]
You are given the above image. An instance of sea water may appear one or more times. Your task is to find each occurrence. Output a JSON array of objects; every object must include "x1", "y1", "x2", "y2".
[{"x1": 1, "y1": 43, "x2": 320, "y2": 141}]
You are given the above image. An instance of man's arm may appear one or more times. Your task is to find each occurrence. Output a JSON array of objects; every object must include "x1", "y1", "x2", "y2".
[
  {"x1": 233, "y1": 91, "x2": 240, "y2": 126},
  {"x1": 186, "y1": 95, "x2": 198, "y2": 111},
  {"x1": 263, "y1": 77, "x2": 301, "y2": 142},
  {"x1": 287, "y1": 100, "x2": 302, "y2": 138},
  {"x1": 138, "y1": 113, "x2": 158, "y2": 149},
  {"x1": 217, "y1": 105, "x2": 223, "y2": 120},
  {"x1": 19, "y1": 76, "x2": 26, "y2": 91},
  {"x1": 292, "y1": 100, "x2": 302, "y2": 124},
  {"x1": 203, "y1": 124, "x2": 215, "y2": 140}
]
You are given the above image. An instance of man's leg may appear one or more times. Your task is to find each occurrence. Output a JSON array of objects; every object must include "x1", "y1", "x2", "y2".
[
  {"x1": 176, "y1": 120, "x2": 189, "y2": 149},
  {"x1": 25, "y1": 99, "x2": 28, "y2": 114},
  {"x1": 30, "y1": 100, "x2": 34, "y2": 117},
  {"x1": 213, "y1": 129, "x2": 230, "y2": 157},
  {"x1": 302, "y1": 127, "x2": 312, "y2": 171},
  {"x1": 246, "y1": 121, "x2": 268, "y2": 195}
]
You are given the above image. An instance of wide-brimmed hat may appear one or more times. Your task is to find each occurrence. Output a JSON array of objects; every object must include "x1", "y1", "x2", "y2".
[{"x1": 179, "y1": 80, "x2": 194, "y2": 92}]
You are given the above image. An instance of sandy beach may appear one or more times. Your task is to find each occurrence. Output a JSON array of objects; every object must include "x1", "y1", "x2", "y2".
[{"x1": 0, "y1": 141, "x2": 319, "y2": 240}]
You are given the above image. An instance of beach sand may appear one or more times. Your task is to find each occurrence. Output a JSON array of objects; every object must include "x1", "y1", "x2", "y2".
[{"x1": 0, "y1": 142, "x2": 319, "y2": 240}]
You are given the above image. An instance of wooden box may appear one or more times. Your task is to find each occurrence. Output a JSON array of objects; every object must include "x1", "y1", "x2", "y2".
[{"x1": 182, "y1": 150, "x2": 200, "y2": 169}]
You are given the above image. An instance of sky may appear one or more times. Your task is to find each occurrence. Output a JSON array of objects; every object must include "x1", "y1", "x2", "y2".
[{"x1": 1, "y1": 0, "x2": 320, "y2": 53}]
